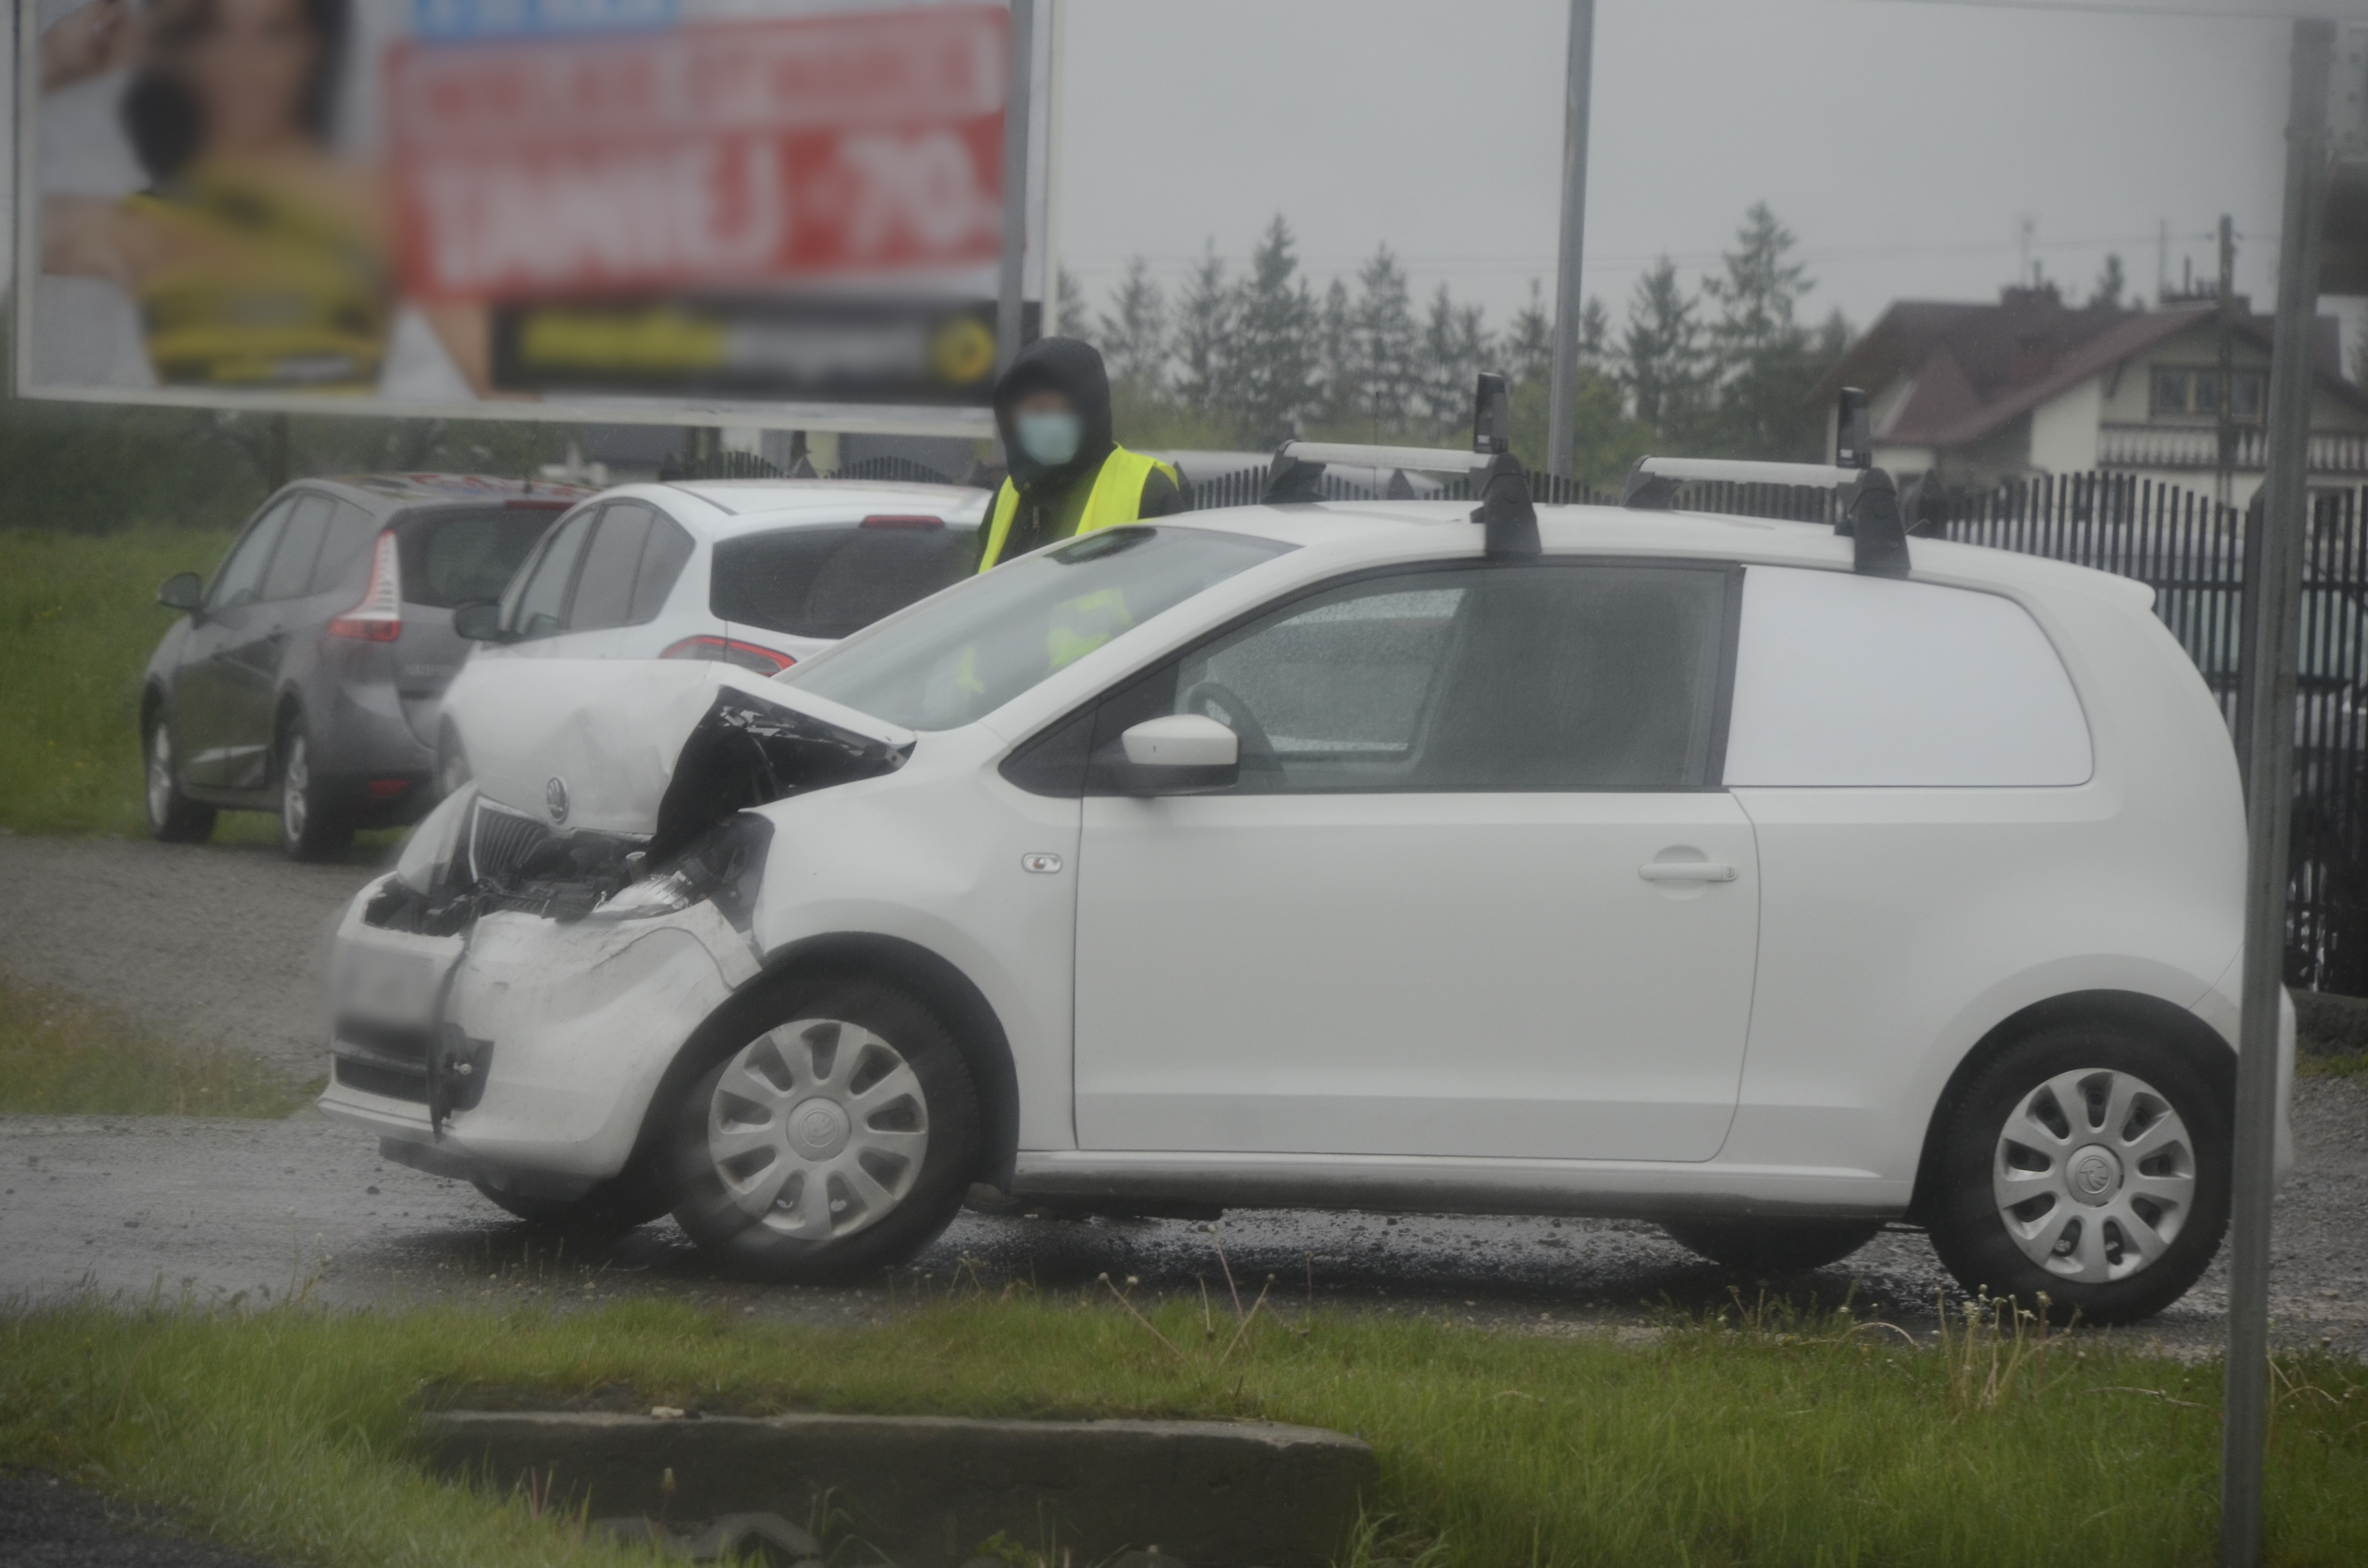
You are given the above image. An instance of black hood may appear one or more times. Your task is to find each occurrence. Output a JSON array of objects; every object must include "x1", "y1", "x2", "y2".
[{"x1": 993, "y1": 336, "x2": 1115, "y2": 490}]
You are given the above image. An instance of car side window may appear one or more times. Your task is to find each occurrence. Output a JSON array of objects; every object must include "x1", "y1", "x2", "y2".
[
  {"x1": 506, "y1": 509, "x2": 597, "y2": 639},
  {"x1": 1722, "y1": 566, "x2": 2092, "y2": 786},
  {"x1": 631, "y1": 515, "x2": 695, "y2": 624},
  {"x1": 207, "y1": 498, "x2": 296, "y2": 612},
  {"x1": 308, "y1": 501, "x2": 382, "y2": 597},
  {"x1": 259, "y1": 494, "x2": 336, "y2": 602},
  {"x1": 1078, "y1": 562, "x2": 1734, "y2": 795},
  {"x1": 567, "y1": 503, "x2": 653, "y2": 632}
]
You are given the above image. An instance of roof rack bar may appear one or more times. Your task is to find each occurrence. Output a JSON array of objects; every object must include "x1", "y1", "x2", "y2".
[
  {"x1": 1625, "y1": 456, "x2": 1863, "y2": 496},
  {"x1": 1272, "y1": 441, "x2": 1493, "y2": 475}
]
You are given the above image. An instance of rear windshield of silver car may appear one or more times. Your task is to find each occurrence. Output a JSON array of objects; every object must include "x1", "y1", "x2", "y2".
[
  {"x1": 785, "y1": 526, "x2": 1295, "y2": 731},
  {"x1": 397, "y1": 506, "x2": 569, "y2": 609},
  {"x1": 712, "y1": 519, "x2": 983, "y2": 641}
]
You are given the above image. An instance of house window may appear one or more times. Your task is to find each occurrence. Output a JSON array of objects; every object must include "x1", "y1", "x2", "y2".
[{"x1": 2153, "y1": 367, "x2": 2264, "y2": 422}]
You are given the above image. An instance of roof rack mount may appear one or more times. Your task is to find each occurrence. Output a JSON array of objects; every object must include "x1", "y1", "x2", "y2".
[
  {"x1": 1617, "y1": 387, "x2": 1911, "y2": 579},
  {"x1": 1264, "y1": 373, "x2": 1540, "y2": 560}
]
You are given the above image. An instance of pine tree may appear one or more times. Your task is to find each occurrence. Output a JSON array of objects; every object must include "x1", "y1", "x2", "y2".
[
  {"x1": 1348, "y1": 245, "x2": 1419, "y2": 438},
  {"x1": 1172, "y1": 243, "x2": 1237, "y2": 423},
  {"x1": 1054, "y1": 268, "x2": 1093, "y2": 345},
  {"x1": 1096, "y1": 257, "x2": 1170, "y2": 394},
  {"x1": 1225, "y1": 216, "x2": 1323, "y2": 447},
  {"x1": 1416, "y1": 283, "x2": 1492, "y2": 438},
  {"x1": 1700, "y1": 204, "x2": 1835, "y2": 460},
  {"x1": 1619, "y1": 257, "x2": 1705, "y2": 441},
  {"x1": 1313, "y1": 278, "x2": 1359, "y2": 429},
  {"x1": 1506, "y1": 280, "x2": 1553, "y2": 390},
  {"x1": 2090, "y1": 253, "x2": 2128, "y2": 311}
]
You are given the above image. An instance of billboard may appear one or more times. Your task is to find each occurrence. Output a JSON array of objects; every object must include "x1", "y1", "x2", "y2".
[{"x1": 13, "y1": 0, "x2": 1052, "y2": 433}]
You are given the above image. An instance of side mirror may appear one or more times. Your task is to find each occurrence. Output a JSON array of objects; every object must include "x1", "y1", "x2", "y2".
[
  {"x1": 452, "y1": 601, "x2": 504, "y2": 642},
  {"x1": 1114, "y1": 714, "x2": 1240, "y2": 794},
  {"x1": 157, "y1": 572, "x2": 202, "y2": 614}
]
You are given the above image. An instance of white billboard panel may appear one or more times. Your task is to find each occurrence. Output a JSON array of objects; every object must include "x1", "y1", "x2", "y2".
[{"x1": 13, "y1": 0, "x2": 1052, "y2": 433}]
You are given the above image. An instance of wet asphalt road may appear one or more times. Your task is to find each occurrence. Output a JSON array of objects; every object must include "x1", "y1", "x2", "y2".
[{"x1": 1, "y1": 833, "x2": 2366, "y2": 1351}]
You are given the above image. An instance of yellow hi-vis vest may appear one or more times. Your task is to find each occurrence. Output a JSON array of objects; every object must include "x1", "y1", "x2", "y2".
[{"x1": 975, "y1": 446, "x2": 1179, "y2": 572}]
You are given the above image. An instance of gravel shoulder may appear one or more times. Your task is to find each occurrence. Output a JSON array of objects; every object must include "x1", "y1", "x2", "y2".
[
  {"x1": 0, "y1": 1470, "x2": 282, "y2": 1568},
  {"x1": 0, "y1": 833, "x2": 2362, "y2": 1352},
  {"x1": 0, "y1": 833, "x2": 383, "y2": 1077}
]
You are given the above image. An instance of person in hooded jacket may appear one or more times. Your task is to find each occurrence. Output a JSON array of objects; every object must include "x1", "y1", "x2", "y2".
[{"x1": 974, "y1": 336, "x2": 1187, "y2": 573}]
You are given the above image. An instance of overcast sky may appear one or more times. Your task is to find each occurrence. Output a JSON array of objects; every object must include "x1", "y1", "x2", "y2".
[
  {"x1": 3, "y1": 0, "x2": 2359, "y2": 356},
  {"x1": 1053, "y1": 0, "x2": 2362, "y2": 351}
]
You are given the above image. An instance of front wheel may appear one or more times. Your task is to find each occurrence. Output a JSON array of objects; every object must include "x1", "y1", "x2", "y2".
[
  {"x1": 143, "y1": 709, "x2": 216, "y2": 843},
  {"x1": 1660, "y1": 1217, "x2": 1883, "y2": 1274},
  {"x1": 669, "y1": 976, "x2": 980, "y2": 1282},
  {"x1": 1924, "y1": 1021, "x2": 2231, "y2": 1325}
]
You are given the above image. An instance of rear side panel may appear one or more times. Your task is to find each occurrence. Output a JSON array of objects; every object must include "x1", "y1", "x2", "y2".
[{"x1": 1723, "y1": 564, "x2": 2246, "y2": 1190}]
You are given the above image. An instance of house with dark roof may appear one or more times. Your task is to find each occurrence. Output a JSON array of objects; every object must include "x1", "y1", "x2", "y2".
[{"x1": 1814, "y1": 284, "x2": 2368, "y2": 506}]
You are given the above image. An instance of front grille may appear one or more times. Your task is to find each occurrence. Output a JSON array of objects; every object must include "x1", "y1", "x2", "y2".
[
  {"x1": 469, "y1": 798, "x2": 553, "y2": 882},
  {"x1": 332, "y1": 1017, "x2": 433, "y2": 1104},
  {"x1": 334, "y1": 1055, "x2": 429, "y2": 1102}
]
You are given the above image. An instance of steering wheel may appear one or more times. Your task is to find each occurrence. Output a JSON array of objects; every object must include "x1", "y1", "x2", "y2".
[{"x1": 1180, "y1": 680, "x2": 1279, "y2": 771}]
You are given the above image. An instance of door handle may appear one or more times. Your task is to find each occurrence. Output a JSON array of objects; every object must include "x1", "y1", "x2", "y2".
[{"x1": 1638, "y1": 861, "x2": 1737, "y2": 883}]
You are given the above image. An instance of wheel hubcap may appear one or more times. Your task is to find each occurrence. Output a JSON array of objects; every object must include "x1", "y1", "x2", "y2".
[
  {"x1": 706, "y1": 1018, "x2": 928, "y2": 1241},
  {"x1": 282, "y1": 736, "x2": 308, "y2": 840},
  {"x1": 147, "y1": 725, "x2": 174, "y2": 825},
  {"x1": 1993, "y1": 1066, "x2": 2195, "y2": 1284}
]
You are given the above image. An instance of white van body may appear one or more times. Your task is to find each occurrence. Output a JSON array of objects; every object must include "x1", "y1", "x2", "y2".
[{"x1": 320, "y1": 499, "x2": 2290, "y2": 1321}]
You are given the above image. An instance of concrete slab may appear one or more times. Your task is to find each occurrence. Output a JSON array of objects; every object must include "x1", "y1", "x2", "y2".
[{"x1": 422, "y1": 1409, "x2": 1376, "y2": 1568}]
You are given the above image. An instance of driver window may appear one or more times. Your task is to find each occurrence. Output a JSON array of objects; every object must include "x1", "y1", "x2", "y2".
[
  {"x1": 506, "y1": 509, "x2": 598, "y2": 639},
  {"x1": 207, "y1": 498, "x2": 297, "y2": 612},
  {"x1": 1086, "y1": 562, "x2": 1733, "y2": 794},
  {"x1": 1169, "y1": 581, "x2": 1464, "y2": 790}
]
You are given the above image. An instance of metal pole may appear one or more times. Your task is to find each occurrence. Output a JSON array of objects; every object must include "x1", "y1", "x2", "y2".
[
  {"x1": 1545, "y1": 0, "x2": 1596, "y2": 481},
  {"x1": 2220, "y1": 20, "x2": 2334, "y2": 1568},
  {"x1": 996, "y1": 0, "x2": 1036, "y2": 376},
  {"x1": 2217, "y1": 215, "x2": 2237, "y2": 512}
]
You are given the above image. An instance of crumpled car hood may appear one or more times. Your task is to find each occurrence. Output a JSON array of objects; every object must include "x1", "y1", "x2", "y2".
[{"x1": 445, "y1": 659, "x2": 915, "y2": 842}]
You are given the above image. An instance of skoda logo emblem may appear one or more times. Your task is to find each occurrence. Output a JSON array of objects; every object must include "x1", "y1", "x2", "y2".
[
  {"x1": 544, "y1": 776, "x2": 570, "y2": 825},
  {"x1": 2075, "y1": 1154, "x2": 2113, "y2": 1195}
]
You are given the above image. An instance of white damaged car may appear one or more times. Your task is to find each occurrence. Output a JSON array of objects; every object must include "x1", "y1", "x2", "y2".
[{"x1": 320, "y1": 446, "x2": 2288, "y2": 1322}]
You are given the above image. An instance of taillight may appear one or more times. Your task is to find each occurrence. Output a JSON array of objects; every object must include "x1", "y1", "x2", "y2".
[
  {"x1": 661, "y1": 635, "x2": 794, "y2": 675},
  {"x1": 328, "y1": 532, "x2": 402, "y2": 642}
]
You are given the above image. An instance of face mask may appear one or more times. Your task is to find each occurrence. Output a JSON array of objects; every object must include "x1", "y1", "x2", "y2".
[{"x1": 1014, "y1": 410, "x2": 1084, "y2": 467}]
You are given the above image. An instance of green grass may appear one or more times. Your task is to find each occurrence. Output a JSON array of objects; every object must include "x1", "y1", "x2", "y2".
[
  {"x1": 0, "y1": 527, "x2": 237, "y2": 835},
  {"x1": 2, "y1": 1293, "x2": 2365, "y2": 1568},
  {"x1": 0, "y1": 973, "x2": 314, "y2": 1117},
  {"x1": 2298, "y1": 1051, "x2": 2368, "y2": 1080}
]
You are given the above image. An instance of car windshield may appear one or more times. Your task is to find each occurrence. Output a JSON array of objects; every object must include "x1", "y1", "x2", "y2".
[{"x1": 785, "y1": 526, "x2": 1294, "y2": 731}]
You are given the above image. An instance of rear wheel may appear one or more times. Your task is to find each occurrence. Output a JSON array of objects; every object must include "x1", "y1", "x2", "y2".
[
  {"x1": 1924, "y1": 1020, "x2": 2230, "y2": 1325},
  {"x1": 670, "y1": 976, "x2": 980, "y2": 1282},
  {"x1": 1660, "y1": 1217, "x2": 1883, "y2": 1274},
  {"x1": 277, "y1": 719, "x2": 350, "y2": 860},
  {"x1": 143, "y1": 710, "x2": 215, "y2": 843}
]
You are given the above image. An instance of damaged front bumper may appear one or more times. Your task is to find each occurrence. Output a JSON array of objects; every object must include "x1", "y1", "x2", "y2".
[
  {"x1": 321, "y1": 859, "x2": 763, "y2": 1191},
  {"x1": 319, "y1": 662, "x2": 915, "y2": 1196}
]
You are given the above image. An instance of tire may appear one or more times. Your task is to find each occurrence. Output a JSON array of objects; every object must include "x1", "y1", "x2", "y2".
[
  {"x1": 669, "y1": 974, "x2": 980, "y2": 1282},
  {"x1": 472, "y1": 1172, "x2": 674, "y2": 1236},
  {"x1": 277, "y1": 717, "x2": 351, "y2": 861},
  {"x1": 142, "y1": 708, "x2": 216, "y2": 843},
  {"x1": 1924, "y1": 1019, "x2": 2231, "y2": 1326},
  {"x1": 1660, "y1": 1217, "x2": 1883, "y2": 1274}
]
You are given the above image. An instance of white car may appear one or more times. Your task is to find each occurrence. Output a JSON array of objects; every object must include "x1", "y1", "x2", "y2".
[
  {"x1": 321, "y1": 453, "x2": 2290, "y2": 1324},
  {"x1": 434, "y1": 478, "x2": 989, "y2": 793}
]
